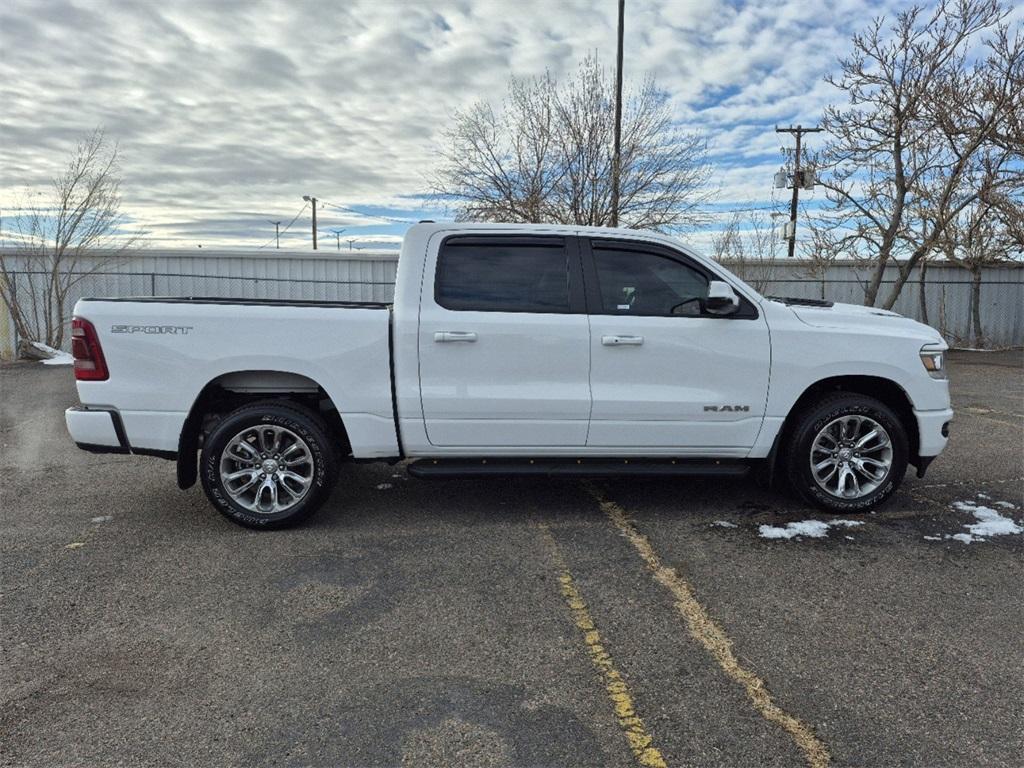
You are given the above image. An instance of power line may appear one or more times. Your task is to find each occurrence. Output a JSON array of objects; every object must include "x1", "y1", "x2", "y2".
[
  {"x1": 708, "y1": 204, "x2": 786, "y2": 215},
  {"x1": 319, "y1": 199, "x2": 415, "y2": 225},
  {"x1": 256, "y1": 202, "x2": 309, "y2": 250}
]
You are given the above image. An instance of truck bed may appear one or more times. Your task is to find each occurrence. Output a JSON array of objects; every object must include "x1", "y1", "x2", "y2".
[{"x1": 71, "y1": 297, "x2": 400, "y2": 458}]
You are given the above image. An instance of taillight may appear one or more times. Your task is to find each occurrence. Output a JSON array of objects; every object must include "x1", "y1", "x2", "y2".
[{"x1": 71, "y1": 317, "x2": 109, "y2": 381}]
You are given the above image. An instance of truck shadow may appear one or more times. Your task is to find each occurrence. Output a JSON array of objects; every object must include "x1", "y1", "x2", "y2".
[
  {"x1": 319, "y1": 464, "x2": 796, "y2": 528},
  {"x1": 315, "y1": 463, "x2": 970, "y2": 541}
]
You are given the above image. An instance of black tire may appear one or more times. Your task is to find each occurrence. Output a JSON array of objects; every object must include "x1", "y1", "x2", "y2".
[
  {"x1": 200, "y1": 401, "x2": 338, "y2": 529},
  {"x1": 785, "y1": 393, "x2": 908, "y2": 513}
]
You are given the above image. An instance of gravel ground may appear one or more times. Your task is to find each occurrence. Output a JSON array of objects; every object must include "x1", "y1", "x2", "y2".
[{"x1": 1, "y1": 350, "x2": 1022, "y2": 768}]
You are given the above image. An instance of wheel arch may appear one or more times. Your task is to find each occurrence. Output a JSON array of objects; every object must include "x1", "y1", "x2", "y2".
[
  {"x1": 176, "y1": 369, "x2": 350, "y2": 489},
  {"x1": 769, "y1": 375, "x2": 920, "y2": 482}
]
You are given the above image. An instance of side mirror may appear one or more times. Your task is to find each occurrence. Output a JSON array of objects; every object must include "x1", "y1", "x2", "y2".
[{"x1": 705, "y1": 281, "x2": 740, "y2": 316}]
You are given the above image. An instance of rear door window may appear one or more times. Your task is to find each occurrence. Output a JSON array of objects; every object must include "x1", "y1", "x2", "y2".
[{"x1": 436, "y1": 238, "x2": 570, "y2": 313}]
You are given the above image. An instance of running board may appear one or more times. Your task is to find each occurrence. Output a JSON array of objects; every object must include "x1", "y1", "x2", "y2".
[{"x1": 406, "y1": 457, "x2": 751, "y2": 478}]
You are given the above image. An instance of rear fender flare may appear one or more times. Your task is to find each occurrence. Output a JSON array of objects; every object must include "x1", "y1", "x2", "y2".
[{"x1": 176, "y1": 369, "x2": 340, "y2": 489}]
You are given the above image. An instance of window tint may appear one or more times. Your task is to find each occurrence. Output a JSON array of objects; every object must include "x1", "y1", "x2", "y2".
[
  {"x1": 436, "y1": 240, "x2": 570, "y2": 313},
  {"x1": 592, "y1": 247, "x2": 709, "y2": 316}
]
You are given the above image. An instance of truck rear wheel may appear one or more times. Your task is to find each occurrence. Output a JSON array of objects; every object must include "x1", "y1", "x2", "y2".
[
  {"x1": 785, "y1": 393, "x2": 908, "y2": 513},
  {"x1": 200, "y1": 401, "x2": 338, "y2": 529}
]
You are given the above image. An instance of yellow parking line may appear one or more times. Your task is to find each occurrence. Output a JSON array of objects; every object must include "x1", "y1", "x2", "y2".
[
  {"x1": 537, "y1": 523, "x2": 668, "y2": 768},
  {"x1": 586, "y1": 484, "x2": 831, "y2": 768}
]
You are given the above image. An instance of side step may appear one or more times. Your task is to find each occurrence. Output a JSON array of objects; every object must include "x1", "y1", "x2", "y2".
[{"x1": 406, "y1": 457, "x2": 751, "y2": 478}]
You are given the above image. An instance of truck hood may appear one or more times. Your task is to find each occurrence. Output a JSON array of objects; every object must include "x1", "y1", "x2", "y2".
[{"x1": 780, "y1": 300, "x2": 945, "y2": 344}]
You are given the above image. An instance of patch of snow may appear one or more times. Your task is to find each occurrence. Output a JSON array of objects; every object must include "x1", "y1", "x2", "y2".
[
  {"x1": 712, "y1": 520, "x2": 738, "y2": 528},
  {"x1": 30, "y1": 341, "x2": 59, "y2": 355},
  {"x1": 31, "y1": 341, "x2": 73, "y2": 366},
  {"x1": 90, "y1": 515, "x2": 113, "y2": 523},
  {"x1": 844, "y1": 535, "x2": 855, "y2": 541},
  {"x1": 923, "y1": 535, "x2": 943, "y2": 541},
  {"x1": 955, "y1": 502, "x2": 1023, "y2": 538},
  {"x1": 758, "y1": 519, "x2": 864, "y2": 540},
  {"x1": 927, "y1": 501, "x2": 1024, "y2": 544},
  {"x1": 375, "y1": 483, "x2": 393, "y2": 490},
  {"x1": 976, "y1": 492, "x2": 990, "y2": 500},
  {"x1": 993, "y1": 501, "x2": 1017, "y2": 510}
]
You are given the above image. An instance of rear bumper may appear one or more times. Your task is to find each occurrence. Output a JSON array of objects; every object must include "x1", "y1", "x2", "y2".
[
  {"x1": 65, "y1": 407, "x2": 129, "y2": 454},
  {"x1": 915, "y1": 407, "x2": 953, "y2": 458},
  {"x1": 65, "y1": 406, "x2": 177, "y2": 459}
]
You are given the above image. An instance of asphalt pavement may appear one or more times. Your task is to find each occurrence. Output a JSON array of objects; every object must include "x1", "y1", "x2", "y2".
[{"x1": 1, "y1": 351, "x2": 1022, "y2": 767}]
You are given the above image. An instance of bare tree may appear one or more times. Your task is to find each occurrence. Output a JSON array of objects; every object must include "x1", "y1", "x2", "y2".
[
  {"x1": 433, "y1": 55, "x2": 715, "y2": 232},
  {"x1": 0, "y1": 129, "x2": 138, "y2": 351},
  {"x1": 711, "y1": 211, "x2": 781, "y2": 293},
  {"x1": 811, "y1": 0, "x2": 1022, "y2": 308},
  {"x1": 941, "y1": 185, "x2": 1022, "y2": 346},
  {"x1": 801, "y1": 210, "x2": 847, "y2": 301}
]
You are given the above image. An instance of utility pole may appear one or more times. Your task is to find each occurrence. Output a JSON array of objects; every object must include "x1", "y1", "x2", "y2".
[
  {"x1": 347, "y1": 238, "x2": 356, "y2": 251},
  {"x1": 268, "y1": 220, "x2": 281, "y2": 249},
  {"x1": 610, "y1": 0, "x2": 625, "y2": 228},
  {"x1": 302, "y1": 195, "x2": 318, "y2": 249},
  {"x1": 775, "y1": 124, "x2": 822, "y2": 258}
]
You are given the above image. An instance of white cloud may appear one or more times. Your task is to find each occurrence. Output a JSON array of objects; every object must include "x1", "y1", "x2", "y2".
[{"x1": 0, "y1": 0, "x2": 908, "y2": 248}]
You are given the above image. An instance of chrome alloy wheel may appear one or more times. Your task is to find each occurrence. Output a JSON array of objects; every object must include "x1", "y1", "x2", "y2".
[
  {"x1": 219, "y1": 425, "x2": 314, "y2": 514},
  {"x1": 809, "y1": 415, "x2": 893, "y2": 499}
]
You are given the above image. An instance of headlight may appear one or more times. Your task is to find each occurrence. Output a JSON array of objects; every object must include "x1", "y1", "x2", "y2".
[{"x1": 920, "y1": 346, "x2": 946, "y2": 379}]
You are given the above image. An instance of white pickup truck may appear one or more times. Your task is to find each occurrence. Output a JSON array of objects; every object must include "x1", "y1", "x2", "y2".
[{"x1": 65, "y1": 222, "x2": 953, "y2": 528}]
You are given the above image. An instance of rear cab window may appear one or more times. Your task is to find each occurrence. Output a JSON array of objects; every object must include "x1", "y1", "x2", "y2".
[{"x1": 435, "y1": 237, "x2": 572, "y2": 313}]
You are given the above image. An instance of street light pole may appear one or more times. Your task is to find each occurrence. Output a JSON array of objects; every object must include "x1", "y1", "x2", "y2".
[
  {"x1": 268, "y1": 220, "x2": 281, "y2": 249},
  {"x1": 302, "y1": 195, "x2": 318, "y2": 250},
  {"x1": 329, "y1": 228, "x2": 346, "y2": 251},
  {"x1": 610, "y1": 0, "x2": 625, "y2": 228}
]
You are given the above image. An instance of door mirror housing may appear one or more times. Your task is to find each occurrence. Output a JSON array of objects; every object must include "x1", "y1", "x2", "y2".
[{"x1": 704, "y1": 281, "x2": 740, "y2": 316}]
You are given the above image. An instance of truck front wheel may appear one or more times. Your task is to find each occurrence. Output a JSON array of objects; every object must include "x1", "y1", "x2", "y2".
[
  {"x1": 785, "y1": 393, "x2": 908, "y2": 512},
  {"x1": 200, "y1": 401, "x2": 338, "y2": 529}
]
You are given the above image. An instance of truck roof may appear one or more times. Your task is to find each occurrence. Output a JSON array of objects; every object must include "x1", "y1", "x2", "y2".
[
  {"x1": 407, "y1": 221, "x2": 676, "y2": 240},
  {"x1": 399, "y1": 221, "x2": 715, "y2": 275}
]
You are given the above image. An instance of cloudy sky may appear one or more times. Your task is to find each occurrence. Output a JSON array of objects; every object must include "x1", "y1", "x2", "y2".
[{"x1": 0, "y1": 0, "x2": 951, "y2": 251}]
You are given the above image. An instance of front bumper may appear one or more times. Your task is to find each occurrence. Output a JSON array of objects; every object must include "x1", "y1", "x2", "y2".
[
  {"x1": 915, "y1": 407, "x2": 954, "y2": 458},
  {"x1": 65, "y1": 406, "x2": 129, "y2": 453}
]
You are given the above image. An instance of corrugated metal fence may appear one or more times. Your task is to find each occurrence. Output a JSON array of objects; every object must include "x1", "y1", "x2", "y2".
[
  {"x1": 0, "y1": 249, "x2": 399, "y2": 358},
  {"x1": 1, "y1": 248, "x2": 1021, "y2": 357},
  {"x1": 740, "y1": 261, "x2": 1023, "y2": 349}
]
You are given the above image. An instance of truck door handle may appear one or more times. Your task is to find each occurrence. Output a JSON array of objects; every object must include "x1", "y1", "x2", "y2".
[
  {"x1": 602, "y1": 335, "x2": 644, "y2": 346},
  {"x1": 434, "y1": 331, "x2": 478, "y2": 343}
]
